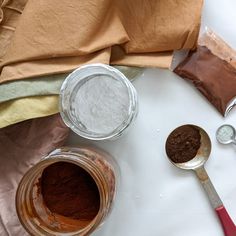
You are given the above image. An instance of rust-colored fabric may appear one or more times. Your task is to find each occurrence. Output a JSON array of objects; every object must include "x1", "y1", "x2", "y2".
[
  {"x1": 0, "y1": 114, "x2": 69, "y2": 235},
  {"x1": 0, "y1": 0, "x2": 203, "y2": 83}
]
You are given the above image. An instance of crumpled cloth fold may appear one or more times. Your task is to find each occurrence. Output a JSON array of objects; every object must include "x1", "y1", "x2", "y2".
[
  {"x1": 0, "y1": 0, "x2": 203, "y2": 83},
  {"x1": 0, "y1": 114, "x2": 69, "y2": 236}
]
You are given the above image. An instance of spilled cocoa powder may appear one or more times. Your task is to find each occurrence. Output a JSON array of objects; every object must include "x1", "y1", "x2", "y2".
[
  {"x1": 41, "y1": 162, "x2": 100, "y2": 221},
  {"x1": 166, "y1": 125, "x2": 201, "y2": 163}
]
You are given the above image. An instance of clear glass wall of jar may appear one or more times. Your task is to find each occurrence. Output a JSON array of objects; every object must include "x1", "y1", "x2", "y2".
[
  {"x1": 16, "y1": 146, "x2": 119, "y2": 236},
  {"x1": 59, "y1": 64, "x2": 138, "y2": 141}
]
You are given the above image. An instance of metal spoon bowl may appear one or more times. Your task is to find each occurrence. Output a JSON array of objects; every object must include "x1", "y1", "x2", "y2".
[
  {"x1": 165, "y1": 124, "x2": 236, "y2": 236},
  {"x1": 216, "y1": 124, "x2": 236, "y2": 145},
  {"x1": 169, "y1": 125, "x2": 211, "y2": 170}
]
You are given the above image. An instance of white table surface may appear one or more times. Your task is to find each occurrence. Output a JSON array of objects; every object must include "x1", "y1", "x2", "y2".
[{"x1": 67, "y1": 1, "x2": 236, "y2": 235}]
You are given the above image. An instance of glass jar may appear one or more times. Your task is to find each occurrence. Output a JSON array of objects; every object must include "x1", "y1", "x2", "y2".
[
  {"x1": 59, "y1": 63, "x2": 138, "y2": 140},
  {"x1": 16, "y1": 146, "x2": 119, "y2": 236}
]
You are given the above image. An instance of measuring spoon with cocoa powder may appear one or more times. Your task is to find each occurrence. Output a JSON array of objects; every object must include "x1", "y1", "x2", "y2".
[{"x1": 165, "y1": 124, "x2": 236, "y2": 236}]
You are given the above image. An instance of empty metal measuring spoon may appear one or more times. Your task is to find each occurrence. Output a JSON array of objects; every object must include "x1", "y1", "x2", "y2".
[
  {"x1": 165, "y1": 125, "x2": 236, "y2": 236},
  {"x1": 216, "y1": 124, "x2": 236, "y2": 145}
]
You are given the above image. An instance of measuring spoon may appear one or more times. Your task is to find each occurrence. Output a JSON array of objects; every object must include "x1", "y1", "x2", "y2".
[
  {"x1": 216, "y1": 124, "x2": 236, "y2": 145},
  {"x1": 165, "y1": 125, "x2": 236, "y2": 236}
]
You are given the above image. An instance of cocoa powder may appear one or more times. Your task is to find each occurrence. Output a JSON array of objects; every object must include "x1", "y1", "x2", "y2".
[
  {"x1": 174, "y1": 46, "x2": 236, "y2": 116},
  {"x1": 166, "y1": 125, "x2": 201, "y2": 163},
  {"x1": 41, "y1": 162, "x2": 100, "y2": 221}
]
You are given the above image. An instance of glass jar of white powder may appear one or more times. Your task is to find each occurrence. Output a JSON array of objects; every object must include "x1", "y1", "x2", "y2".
[{"x1": 59, "y1": 64, "x2": 138, "y2": 140}]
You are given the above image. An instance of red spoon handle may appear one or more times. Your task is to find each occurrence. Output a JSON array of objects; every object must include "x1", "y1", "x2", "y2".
[{"x1": 215, "y1": 205, "x2": 236, "y2": 236}]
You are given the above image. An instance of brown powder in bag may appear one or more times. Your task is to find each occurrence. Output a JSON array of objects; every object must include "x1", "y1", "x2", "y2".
[{"x1": 174, "y1": 45, "x2": 236, "y2": 116}]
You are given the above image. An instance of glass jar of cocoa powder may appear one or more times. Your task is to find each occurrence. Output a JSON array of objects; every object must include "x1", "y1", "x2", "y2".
[{"x1": 16, "y1": 146, "x2": 119, "y2": 236}]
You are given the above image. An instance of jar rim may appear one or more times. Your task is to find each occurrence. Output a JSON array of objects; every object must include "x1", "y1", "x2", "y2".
[
  {"x1": 59, "y1": 63, "x2": 138, "y2": 140},
  {"x1": 16, "y1": 147, "x2": 116, "y2": 236}
]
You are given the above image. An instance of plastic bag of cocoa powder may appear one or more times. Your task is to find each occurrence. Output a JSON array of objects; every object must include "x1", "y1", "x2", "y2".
[{"x1": 173, "y1": 28, "x2": 236, "y2": 117}]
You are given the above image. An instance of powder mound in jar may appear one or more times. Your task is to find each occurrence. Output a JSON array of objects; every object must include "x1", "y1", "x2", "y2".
[
  {"x1": 74, "y1": 75, "x2": 130, "y2": 134},
  {"x1": 166, "y1": 125, "x2": 201, "y2": 163},
  {"x1": 41, "y1": 162, "x2": 100, "y2": 220}
]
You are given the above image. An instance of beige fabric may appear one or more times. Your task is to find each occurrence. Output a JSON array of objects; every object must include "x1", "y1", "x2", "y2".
[
  {"x1": 0, "y1": 0, "x2": 203, "y2": 83},
  {"x1": 0, "y1": 48, "x2": 111, "y2": 82},
  {"x1": 111, "y1": 46, "x2": 173, "y2": 68},
  {"x1": 0, "y1": 0, "x2": 28, "y2": 61}
]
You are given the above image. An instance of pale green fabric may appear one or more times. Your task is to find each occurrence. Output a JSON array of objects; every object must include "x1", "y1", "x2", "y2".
[
  {"x1": 0, "y1": 66, "x2": 143, "y2": 103},
  {"x1": 0, "y1": 73, "x2": 67, "y2": 103},
  {"x1": 114, "y1": 66, "x2": 144, "y2": 81}
]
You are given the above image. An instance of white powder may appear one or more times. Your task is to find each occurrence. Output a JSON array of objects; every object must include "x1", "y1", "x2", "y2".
[
  {"x1": 74, "y1": 75, "x2": 130, "y2": 134},
  {"x1": 216, "y1": 125, "x2": 235, "y2": 143}
]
